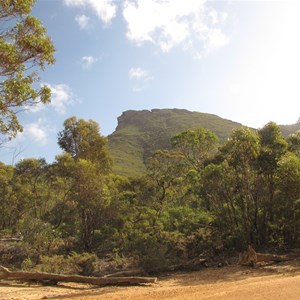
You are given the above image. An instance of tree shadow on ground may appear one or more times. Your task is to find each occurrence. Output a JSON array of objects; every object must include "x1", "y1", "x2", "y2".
[{"x1": 169, "y1": 257, "x2": 300, "y2": 288}]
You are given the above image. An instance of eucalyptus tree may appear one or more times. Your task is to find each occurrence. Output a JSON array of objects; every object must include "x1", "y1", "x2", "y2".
[
  {"x1": 224, "y1": 128, "x2": 261, "y2": 244},
  {"x1": 14, "y1": 158, "x2": 50, "y2": 220},
  {"x1": 71, "y1": 158, "x2": 112, "y2": 251},
  {"x1": 287, "y1": 131, "x2": 300, "y2": 157},
  {"x1": 0, "y1": 162, "x2": 15, "y2": 229},
  {"x1": 146, "y1": 149, "x2": 187, "y2": 211},
  {"x1": 258, "y1": 122, "x2": 288, "y2": 175},
  {"x1": 45, "y1": 153, "x2": 77, "y2": 238},
  {"x1": 56, "y1": 118, "x2": 116, "y2": 250},
  {"x1": 275, "y1": 153, "x2": 300, "y2": 246},
  {"x1": 141, "y1": 129, "x2": 220, "y2": 261},
  {"x1": 169, "y1": 128, "x2": 219, "y2": 208},
  {"x1": 171, "y1": 127, "x2": 219, "y2": 171},
  {"x1": 0, "y1": 0, "x2": 55, "y2": 138},
  {"x1": 57, "y1": 116, "x2": 111, "y2": 174},
  {"x1": 202, "y1": 127, "x2": 261, "y2": 248},
  {"x1": 257, "y1": 122, "x2": 288, "y2": 242}
]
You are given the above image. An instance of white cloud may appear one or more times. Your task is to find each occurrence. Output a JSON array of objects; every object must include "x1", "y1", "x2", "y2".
[
  {"x1": 15, "y1": 118, "x2": 49, "y2": 146},
  {"x1": 26, "y1": 122, "x2": 48, "y2": 146},
  {"x1": 207, "y1": 9, "x2": 227, "y2": 26},
  {"x1": 25, "y1": 101, "x2": 45, "y2": 113},
  {"x1": 75, "y1": 14, "x2": 91, "y2": 29},
  {"x1": 128, "y1": 67, "x2": 148, "y2": 80},
  {"x1": 64, "y1": 0, "x2": 85, "y2": 5},
  {"x1": 122, "y1": 0, "x2": 229, "y2": 54},
  {"x1": 46, "y1": 84, "x2": 74, "y2": 114},
  {"x1": 81, "y1": 55, "x2": 98, "y2": 68},
  {"x1": 128, "y1": 67, "x2": 152, "y2": 92},
  {"x1": 194, "y1": 26, "x2": 229, "y2": 54},
  {"x1": 64, "y1": 0, "x2": 228, "y2": 55},
  {"x1": 64, "y1": 0, "x2": 117, "y2": 24},
  {"x1": 25, "y1": 84, "x2": 73, "y2": 115}
]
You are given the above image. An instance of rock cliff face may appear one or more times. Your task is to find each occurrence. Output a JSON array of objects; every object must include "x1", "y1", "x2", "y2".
[
  {"x1": 108, "y1": 109, "x2": 300, "y2": 177},
  {"x1": 115, "y1": 110, "x2": 152, "y2": 130},
  {"x1": 108, "y1": 109, "x2": 244, "y2": 177}
]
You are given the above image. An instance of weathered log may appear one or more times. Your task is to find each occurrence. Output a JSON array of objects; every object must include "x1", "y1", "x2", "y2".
[
  {"x1": 0, "y1": 237, "x2": 23, "y2": 242},
  {"x1": 103, "y1": 268, "x2": 146, "y2": 278},
  {"x1": 238, "y1": 245, "x2": 290, "y2": 267},
  {"x1": 0, "y1": 265, "x2": 157, "y2": 286}
]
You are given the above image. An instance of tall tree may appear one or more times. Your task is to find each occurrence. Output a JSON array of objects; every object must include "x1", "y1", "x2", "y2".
[
  {"x1": 275, "y1": 153, "x2": 300, "y2": 246},
  {"x1": 57, "y1": 117, "x2": 112, "y2": 174},
  {"x1": 57, "y1": 118, "x2": 114, "y2": 250},
  {"x1": 146, "y1": 149, "x2": 187, "y2": 211},
  {"x1": 201, "y1": 128, "x2": 261, "y2": 248},
  {"x1": 14, "y1": 158, "x2": 49, "y2": 219},
  {"x1": 222, "y1": 128, "x2": 261, "y2": 244},
  {"x1": 287, "y1": 131, "x2": 300, "y2": 157},
  {"x1": 258, "y1": 122, "x2": 288, "y2": 174},
  {"x1": 71, "y1": 159, "x2": 111, "y2": 251},
  {"x1": 171, "y1": 128, "x2": 219, "y2": 171},
  {"x1": 0, "y1": 162, "x2": 15, "y2": 229},
  {"x1": 257, "y1": 122, "x2": 288, "y2": 241},
  {"x1": 0, "y1": 0, "x2": 55, "y2": 138},
  {"x1": 170, "y1": 128, "x2": 219, "y2": 210}
]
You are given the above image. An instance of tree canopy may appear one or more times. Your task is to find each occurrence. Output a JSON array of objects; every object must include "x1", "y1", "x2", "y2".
[
  {"x1": 0, "y1": 0, "x2": 55, "y2": 139},
  {"x1": 1, "y1": 117, "x2": 300, "y2": 273},
  {"x1": 57, "y1": 116, "x2": 112, "y2": 174}
]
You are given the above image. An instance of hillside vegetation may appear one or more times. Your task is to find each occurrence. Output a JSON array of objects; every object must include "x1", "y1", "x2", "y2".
[
  {"x1": 279, "y1": 122, "x2": 300, "y2": 137},
  {"x1": 108, "y1": 109, "x2": 243, "y2": 177},
  {"x1": 1, "y1": 113, "x2": 300, "y2": 277},
  {"x1": 109, "y1": 109, "x2": 300, "y2": 177}
]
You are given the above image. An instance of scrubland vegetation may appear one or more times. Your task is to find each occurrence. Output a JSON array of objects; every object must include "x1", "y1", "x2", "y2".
[
  {"x1": 1, "y1": 0, "x2": 300, "y2": 278},
  {"x1": 1, "y1": 117, "x2": 300, "y2": 274}
]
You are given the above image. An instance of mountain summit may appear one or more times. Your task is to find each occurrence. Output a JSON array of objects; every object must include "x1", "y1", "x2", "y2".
[{"x1": 108, "y1": 109, "x2": 243, "y2": 177}]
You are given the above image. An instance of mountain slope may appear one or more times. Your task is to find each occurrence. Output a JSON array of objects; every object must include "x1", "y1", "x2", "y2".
[
  {"x1": 108, "y1": 109, "x2": 244, "y2": 177},
  {"x1": 279, "y1": 123, "x2": 300, "y2": 137}
]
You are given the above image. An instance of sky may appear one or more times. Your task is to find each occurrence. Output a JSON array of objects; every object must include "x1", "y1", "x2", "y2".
[{"x1": 1, "y1": 0, "x2": 300, "y2": 165}]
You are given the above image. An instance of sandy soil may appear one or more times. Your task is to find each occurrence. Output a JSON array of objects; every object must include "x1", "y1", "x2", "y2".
[{"x1": 1, "y1": 260, "x2": 300, "y2": 300}]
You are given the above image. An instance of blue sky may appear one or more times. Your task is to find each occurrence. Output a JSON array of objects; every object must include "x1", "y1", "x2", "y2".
[{"x1": 1, "y1": 0, "x2": 300, "y2": 165}]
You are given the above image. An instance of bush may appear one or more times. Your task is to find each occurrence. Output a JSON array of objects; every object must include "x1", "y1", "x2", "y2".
[
  {"x1": 34, "y1": 255, "x2": 74, "y2": 274},
  {"x1": 137, "y1": 235, "x2": 170, "y2": 273},
  {"x1": 0, "y1": 242, "x2": 33, "y2": 268},
  {"x1": 17, "y1": 217, "x2": 58, "y2": 255},
  {"x1": 31, "y1": 252, "x2": 97, "y2": 275},
  {"x1": 68, "y1": 252, "x2": 97, "y2": 275}
]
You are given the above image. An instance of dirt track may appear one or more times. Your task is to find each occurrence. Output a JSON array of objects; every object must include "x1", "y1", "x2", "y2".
[{"x1": 1, "y1": 260, "x2": 300, "y2": 300}]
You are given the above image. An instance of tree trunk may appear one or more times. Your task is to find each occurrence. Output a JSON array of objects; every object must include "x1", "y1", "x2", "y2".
[{"x1": 0, "y1": 265, "x2": 157, "y2": 286}]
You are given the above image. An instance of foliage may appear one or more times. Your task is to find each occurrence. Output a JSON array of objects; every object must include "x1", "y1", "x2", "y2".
[
  {"x1": 58, "y1": 116, "x2": 112, "y2": 174},
  {"x1": 26, "y1": 252, "x2": 97, "y2": 275},
  {"x1": 1, "y1": 117, "x2": 300, "y2": 273},
  {"x1": 171, "y1": 127, "x2": 219, "y2": 170},
  {"x1": 0, "y1": 162, "x2": 15, "y2": 229},
  {"x1": 17, "y1": 217, "x2": 58, "y2": 256},
  {"x1": 287, "y1": 131, "x2": 300, "y2": 157},
  {"x1": 0, "y1": 0, "x2": 55, "y2": 138}
]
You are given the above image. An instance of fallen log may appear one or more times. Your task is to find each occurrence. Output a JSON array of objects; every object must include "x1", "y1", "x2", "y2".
[
  {"x1": 103, "y1": 268, "x2": 146, "y2": 278},
  {"x1": 238, "y1": 245, "x2": 290, "y2": 267},
  {"x1": 0, "y1": 265, "x2": 157, "y2": 286},
  {"x1": 0, "y1": 237, "x2": 23, "y2": 242}
]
